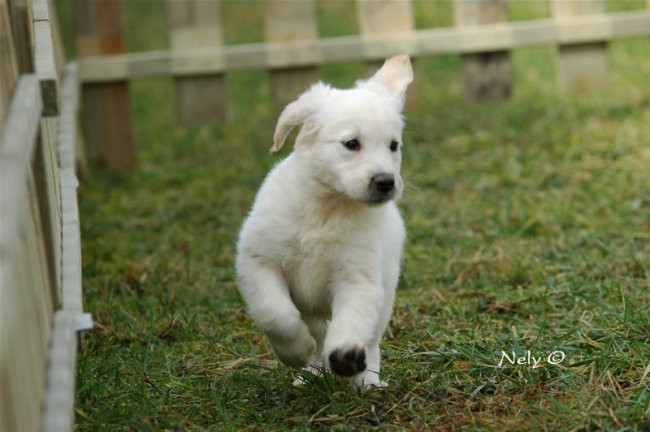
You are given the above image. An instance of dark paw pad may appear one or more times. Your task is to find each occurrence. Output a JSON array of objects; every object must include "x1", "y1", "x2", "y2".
[{"x1": 328, "y1": 346, "x2": 366, "y2": 377}]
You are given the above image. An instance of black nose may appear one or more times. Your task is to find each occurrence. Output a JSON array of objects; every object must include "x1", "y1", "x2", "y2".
[{"x1": 370, "y1": 173, "x2": 395, "y2": 194}]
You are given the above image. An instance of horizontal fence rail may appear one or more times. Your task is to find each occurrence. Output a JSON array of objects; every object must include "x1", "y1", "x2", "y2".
[{"x1": 78, "y1": 9, "x2": 650, "y2": 82}]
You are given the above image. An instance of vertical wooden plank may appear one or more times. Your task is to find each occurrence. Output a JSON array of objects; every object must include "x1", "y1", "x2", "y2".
[
  {"x1": 454, "y1": 0, "x2": 512, "y2": 101},
  {"x1": 8, "y1": 0, "x2": 35, "y2": 74},
  {"x1": 167, "y1": 0, "x2": 227, "y2": 127},
  {"x1": 32, "y1": 0, "x2": 63, "y2": 72},
  {"x1": 31, "y1": 0, "x2": 63, "y2": 306},
  {"x1": 2, "y1": 187, "x2": 51, "y2": 432},
  {"x1": 59, "y1": 170, "x2": 82, "y2": 312},
  {"x1": 74, "y1": 0, "x2": 135, "y2": 173},
  {"x1": 553, "y1": 0, "x2": 609, "y2": 94},
  {"x1": 42, "y1": 311, "x2": 78, "y2": 432},
  {"x1": 27, "y1": 162, "x2": 56, "y2": 365},
  {"x1": 32, "y1": 122, "x2": 62, "y2": 308},
  {"x1": 264, "y1": 0, "x2": 319, "y2": 112},
  {"x1": 0, "y1": 0, "x2": 19, "y2": 135},
  {"x1": 356, "y1": 0, "x2": 418, "y2": 108},
  {"x1": 59, "y1": 63, "x2": 87, "y2": 315},
  {"x1": 45, "y1": 0, "x2": 65, "y2": 74},
  {"x1": 357, "y1": 0, "x2": 414, "y2": 36},
  {"x1": 0, "y1": 74, "x2": 49, "y2": 432},
  {"x1": 59, "y1": 62, "x2": 86, "y2": 175},
  {"x1": 33, "y1": 9, "x2": 59, "y2": 116}
]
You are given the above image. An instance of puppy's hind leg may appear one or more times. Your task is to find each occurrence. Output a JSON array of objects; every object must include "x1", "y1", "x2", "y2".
[
  {"x1": 237, "y1": 257, "x2": 316, "y2": 369},
  {"x1": 293, "y1": 318, "x2": 328, "y2": 386}
]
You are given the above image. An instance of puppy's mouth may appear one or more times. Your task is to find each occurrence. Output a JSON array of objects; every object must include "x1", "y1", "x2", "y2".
[{"x1": 361, "y1": 191, "x2": 396, "y2": 205}]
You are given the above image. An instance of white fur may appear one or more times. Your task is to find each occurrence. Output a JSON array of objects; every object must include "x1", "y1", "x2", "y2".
[{"x1": 236, "y1": 55, "x2": 413, "y2": 388}]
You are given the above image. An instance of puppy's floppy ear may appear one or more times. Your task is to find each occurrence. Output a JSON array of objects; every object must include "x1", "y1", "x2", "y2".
[
  {"x1": 271, "y1": 83, "x2": 329, "y2": 152},
  {"x1": 368, "y1": 54, "x2": 413, "y2": 103}
]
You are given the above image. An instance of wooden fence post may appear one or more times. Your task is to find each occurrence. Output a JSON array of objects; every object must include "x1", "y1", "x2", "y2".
[
  {"x1": 357, "y1": 0, "x2": 419, "y2": 109},
  {"x1": 167, "y1": 0, "x2": 227, "y2": 127},
  {"x1": 454, "y1": 0, "x2": 512, "y2": 101},
  {"x1": 553, "y1": 0, "x2": 609, "y2": 94},
  {"x1": 264, "y1": 0, "x2": 320, "y2": 112},
  {"x1": 74, "y1": 0, "x2": 135, "y2": 173}
]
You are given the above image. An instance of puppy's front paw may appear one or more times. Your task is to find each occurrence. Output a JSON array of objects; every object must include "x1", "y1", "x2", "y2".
[
  {"x1": 328, "y1": 345, "x2": 366, "y2": 377},
  {"x1": 355, "y1": 370, "x2": 387, "y2": 390}
]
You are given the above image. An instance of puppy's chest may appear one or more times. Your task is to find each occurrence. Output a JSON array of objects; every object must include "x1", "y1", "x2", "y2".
[{"x1": 280, "y1": 228, "x2": 346, "y2": 316}]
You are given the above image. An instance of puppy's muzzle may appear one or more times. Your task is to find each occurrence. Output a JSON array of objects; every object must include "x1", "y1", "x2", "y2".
[
  {"x1": 371, "y1": 173, "x2": 395, "y2": 194},
  {"x1": 367, "y1": 173, "x2": 396, "y2": 203}
]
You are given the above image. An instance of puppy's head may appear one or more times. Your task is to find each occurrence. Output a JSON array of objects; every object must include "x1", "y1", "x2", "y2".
[{"x1": 272, "y1": 55, "x2": 413, "y2": 205}]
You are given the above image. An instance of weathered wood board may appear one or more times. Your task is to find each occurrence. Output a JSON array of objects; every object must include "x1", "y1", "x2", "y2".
[
  {"x1": 265, "y1": 0, "x2": 320, "y2": 112},
  {"x1": 77, "y1": 9, "x2": 650, "y2": 83},
  {"x1": 167, "y1": 0, "x2": 227, "y2": 127},
  {"x1": 357, "y1": 0, "x2": 419, "y2": 108},
  {"x1": 455, "y1": 0, "x2": 512, "y2": 101},
  {"x1": 553, "y1": 0, "x2": 609, "y2": 94},
  {"x1": 0, "y1": 74, "x2": 51, "y2": 432},
  {"x1": 74, "y1": 0, "x2": 135, "y2": 173}
]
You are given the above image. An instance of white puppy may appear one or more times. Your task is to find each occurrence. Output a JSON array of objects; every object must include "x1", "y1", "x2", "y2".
[{"x1": 236, "y1": 55, "x2": 413, "y2": 388}]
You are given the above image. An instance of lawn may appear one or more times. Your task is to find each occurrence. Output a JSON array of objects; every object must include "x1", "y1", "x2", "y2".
[{"x1": 72, "y1": 1, "x2": 649, "y2": 430}]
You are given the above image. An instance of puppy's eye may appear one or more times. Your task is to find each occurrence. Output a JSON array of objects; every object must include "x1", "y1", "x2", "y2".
[
  {"x1": 343, "y1": 139, "x2": 361, "y2": 151},
  {"x1": 389, "y1": 140, "x2": 399, "y2": 152}
]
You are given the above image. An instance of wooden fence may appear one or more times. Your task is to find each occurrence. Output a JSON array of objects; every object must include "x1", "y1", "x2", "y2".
[
  {"x1": 73, "y1": 0, "x2": 650, "y2": 173},
  {"x1": 0, "y1": 0, "x2": 91, "y2": 431}
]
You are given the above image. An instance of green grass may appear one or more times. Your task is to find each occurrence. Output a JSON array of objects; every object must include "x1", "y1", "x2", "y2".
[{"x1": 73, "y1": 2, "x2": 649, "y2": 430}]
